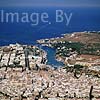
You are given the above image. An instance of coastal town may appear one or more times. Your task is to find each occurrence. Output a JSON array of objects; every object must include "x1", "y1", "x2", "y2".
[
  {"x1": 37, "y1": 31, "x2": 100, "y2": 69},
  {"x1": 0, "y1": 32, "x2": 100, "y2": 100},
  {"x1": 0, "y1": 43, "x2": 47, "y2": 71}
]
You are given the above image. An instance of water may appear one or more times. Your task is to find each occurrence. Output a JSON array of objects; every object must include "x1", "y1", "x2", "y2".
[
  {"x1": 0, "y1": 7, "x2": 100, "y2": 46},
  {"x1": 0, "y1": 7, "x2": 100, "y2": 66},
  {"x1": 40, "y1": 46, "x2": 64, "y2": 67}
]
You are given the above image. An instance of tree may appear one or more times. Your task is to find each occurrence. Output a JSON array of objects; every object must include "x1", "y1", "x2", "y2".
[
  {"x1": 73, "y1": 64, "x2": 84, "y2": 79},
  {"x1": 89, "y1": 86, "x2": 94, "y2": 100}
]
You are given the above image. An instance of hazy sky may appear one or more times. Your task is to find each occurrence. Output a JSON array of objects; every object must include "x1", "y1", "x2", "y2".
[{"x1": 0, "y1": 0, "x2": 100, "y2": 7}]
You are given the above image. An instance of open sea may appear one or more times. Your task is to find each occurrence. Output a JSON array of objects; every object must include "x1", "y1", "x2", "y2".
[
  {"x1": 0, "y1": 7, "x2": 100, "y2": 67},
  {"x1": 0, "y1": 7, "x2": 100, "y2": 46}
]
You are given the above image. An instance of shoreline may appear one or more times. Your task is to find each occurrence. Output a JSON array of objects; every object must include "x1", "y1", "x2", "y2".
[
  {"x1": 37, "y1": 31, "x2": 100, "y2": 65},
  {"x1": 0, "y1": 31, "x2": 100, "y2": 99}
]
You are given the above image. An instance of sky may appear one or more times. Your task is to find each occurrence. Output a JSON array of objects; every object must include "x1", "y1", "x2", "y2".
[{"x1": 0, "y1": 0, "x2": 100, "y2": 7}]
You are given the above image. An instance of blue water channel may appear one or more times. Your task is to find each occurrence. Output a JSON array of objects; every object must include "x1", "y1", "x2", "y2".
[{"x1": 40, "y1": 46, "x2": 64, "y2": 68}]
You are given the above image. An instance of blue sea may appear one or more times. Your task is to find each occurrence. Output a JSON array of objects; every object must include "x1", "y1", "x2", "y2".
[
  {"x1": 0, "y1": 7, "x2": 100, "y2": 46},
  {"x1": 0, "y1": 7, "x2": 100, "y2": 67}
]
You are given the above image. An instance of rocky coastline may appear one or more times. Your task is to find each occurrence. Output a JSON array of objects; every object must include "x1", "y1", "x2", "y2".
[
  {"x1": 0, "y1": 31, "x2": 100, "y2": 100},
  {"x1": 0, "y1": 44, "x2": 100, "y2": 100}
]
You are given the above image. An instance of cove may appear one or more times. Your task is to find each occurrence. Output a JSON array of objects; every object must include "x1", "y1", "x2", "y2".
[{"x1": 40, "y1": 46, "x2": 64, "y2": 68}]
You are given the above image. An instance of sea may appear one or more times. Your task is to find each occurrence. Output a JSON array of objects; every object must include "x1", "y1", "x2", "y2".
[{"x1": 0, "y1": 7, "x2": 100, "y2": 67}]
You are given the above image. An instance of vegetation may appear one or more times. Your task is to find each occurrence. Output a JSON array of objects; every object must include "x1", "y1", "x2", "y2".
[
  {"x1": 51, "y1": 41, "x2": 100, "y2": 57},
  {"x1": 64, "y1": 64, "x2": 85, "y2": 78},
  {"x1": 51, "y1": 41, "x2": 84, "y2": 57},
  {"x1": 80, "y1": 43, "x2": 100, "y2": 55},
  {"x1": 89, "y1": 86, "x2": 94, "y2": 100},
  {"x1": 64, "y1": 64, "x2": 100, "y2": 79}
]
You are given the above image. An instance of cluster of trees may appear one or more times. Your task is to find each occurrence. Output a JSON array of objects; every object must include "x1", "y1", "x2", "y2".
[
  {"x1": 52, "y1": 41, "x2": 100, "y2": 56},
  {"x1": 52, "y1": 41, "x2": 84, "y2": 57},
  {"x1": 64, "y1": 64, "x2": 85, "y2": 79}
]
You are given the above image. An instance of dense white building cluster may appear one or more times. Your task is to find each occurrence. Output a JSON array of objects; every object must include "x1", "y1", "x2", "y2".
[
  {"x1": 0, "y1": 43, "x2": 47, "y2": 70},
  {"x1": 0, "y1": 44, "x2": 100, "y2": 100}
]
